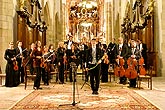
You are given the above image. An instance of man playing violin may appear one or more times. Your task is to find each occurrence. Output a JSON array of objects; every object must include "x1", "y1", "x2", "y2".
[{"x1": 15, "y1": 41, "x2": 27, "y2": 83}]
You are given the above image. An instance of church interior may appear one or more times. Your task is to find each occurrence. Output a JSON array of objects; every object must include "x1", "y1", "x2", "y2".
[{"x1": 0, "y1": 0, "x2": 165, "y2": 110}]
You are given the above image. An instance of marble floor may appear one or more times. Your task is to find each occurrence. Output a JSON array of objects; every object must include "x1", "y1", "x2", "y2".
[{"x1": 0, "y1": 76, "x2": 165, "y2": 110}]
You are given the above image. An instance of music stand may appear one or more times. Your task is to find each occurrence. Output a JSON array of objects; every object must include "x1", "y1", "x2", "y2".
[{"x1": 59, "y1": 62, "x2": 80, "y2": 107}]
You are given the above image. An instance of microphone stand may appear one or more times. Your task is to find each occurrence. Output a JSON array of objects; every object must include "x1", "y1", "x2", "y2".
[{"x1": 59, "y1": 62, "x2": 80, "y2": 107}]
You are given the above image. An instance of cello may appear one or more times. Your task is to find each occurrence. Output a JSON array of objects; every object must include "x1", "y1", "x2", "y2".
[
  {"x1": 139, "y1": 57, "x2": 146, "y2": 75},
  {"x1": 114, "y1": 57, "x2": 125, "y2": 77},
  {"x1": 125, "y1": 57, "x2": 138, "y2": 79}
]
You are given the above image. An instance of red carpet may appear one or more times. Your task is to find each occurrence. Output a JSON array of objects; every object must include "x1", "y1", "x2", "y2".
[{"x1": 10, "y1": 83, "x2": 159, "y2": 110}]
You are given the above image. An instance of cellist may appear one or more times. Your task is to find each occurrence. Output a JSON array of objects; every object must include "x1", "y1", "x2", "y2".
[
  {"x1": 127, "y1": 40, "x2": 141, "y2": 88},
  {"x1": 114, "y1": 37, "x2": 128, "y2": 85}
]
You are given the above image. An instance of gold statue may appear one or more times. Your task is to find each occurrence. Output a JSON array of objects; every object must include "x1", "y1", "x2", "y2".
[{"x1": 20, "y1": 0, "x2": 25, "y2": 11}]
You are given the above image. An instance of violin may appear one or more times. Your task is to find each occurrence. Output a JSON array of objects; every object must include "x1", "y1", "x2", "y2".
[
  {"x1": 13, "y1": 60, "x2": 19, "y2": 71},
  {"x1": 103, "y1": 53, "x2": 109, "y2": 64},
  {"x1": 63, "y1": 53, "x2": 67, "y2": 64},
  {"x1": 114, "y1": 57, "x2": 125, "y2": 77},
  {"x1": 125, "y1": 57, "x2": 138, "y2": 79},
  {"x1": 139, "y1": 57, "x2": 146, "y2": 75}
]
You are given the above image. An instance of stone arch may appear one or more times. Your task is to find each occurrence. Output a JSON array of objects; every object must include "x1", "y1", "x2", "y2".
[{"x1": 44, "y1": 2, "x2": 53, "y2": 46}]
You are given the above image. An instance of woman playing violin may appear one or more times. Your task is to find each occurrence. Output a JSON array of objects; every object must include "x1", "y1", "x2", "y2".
[
  {"x1": 31, "y1": 41, "x2": 43, "y2": 90},
  {"x1": 4, "y1": 41, "x2": 20, "y2": 87},
  {"x1": 41, "y1": 46, "x2": 51, "y2": 85}
]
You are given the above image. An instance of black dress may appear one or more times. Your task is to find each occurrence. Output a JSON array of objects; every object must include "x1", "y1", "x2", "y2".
[{"x1": 4, "y1": 49, "x2": 20, "y2": 87}]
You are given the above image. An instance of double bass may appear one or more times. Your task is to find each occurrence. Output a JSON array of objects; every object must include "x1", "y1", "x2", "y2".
[
  {"x1": 114, "y1": 57, "x2": 125, "y2": 77},
  {"x1": 125, "y1": 57, "x2": 138, "y2": 79}
]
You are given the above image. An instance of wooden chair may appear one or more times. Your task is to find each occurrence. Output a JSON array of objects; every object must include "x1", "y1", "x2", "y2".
[
  {"x1": 0, "y1": 65, "x2": 6, "y2": 85},
  {"x1": 49, "y1": 64, "x2": 58, "y2": 82},
  {"x1": 108, "y1": 64, "x2": 115, "y2": 82},
  {"x1": 24, "y1": 66, "x2": 36, "y2": 89},
  {"x1": 137, "y1": 66, "x2": 153, "y2": 90}
]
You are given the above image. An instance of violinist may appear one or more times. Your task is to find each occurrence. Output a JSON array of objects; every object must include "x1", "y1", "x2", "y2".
[
  {"x1": 15, "y1": 41, "x2": 26, "y2": 83},
  {"x1": 31, "y1": 41, "x2": 43, "y2": 90},
  {"x1": 28, "y1": 43, "x2": 36, "y2": 75},
  {"x1": 48, "y1": 44, "x2": 56, "y2": 72},
  {"x1": 4, "y1": 41, "x2": 20, "y2": 87},
  {"x1": 127, "y1": 40, "x2": 141, "y2": 88},
  {"x1": 101, "y1": 52, "x2": 109, "y2": 82},
  {"x1": 114, "y1": 37, "x2": 128, "y2": 85},
  {"x1": 57, "y1": 42, "x2": 65, "y2": 84},
  {"x1": 41, "y1": 46, "x2": 51, "y2": 85},
  {"x1": 100, "y1": 40, "x2": 109, "y2": 82}
]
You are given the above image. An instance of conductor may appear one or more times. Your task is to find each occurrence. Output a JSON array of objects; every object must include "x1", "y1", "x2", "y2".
[{"x1": 86, "y1": 38, "x2": 103, "y2": 95}]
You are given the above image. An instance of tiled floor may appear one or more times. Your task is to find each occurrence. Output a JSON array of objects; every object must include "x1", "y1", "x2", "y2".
[{"x1": 0, "y1": 76, "x2": 165, "y2": 110}]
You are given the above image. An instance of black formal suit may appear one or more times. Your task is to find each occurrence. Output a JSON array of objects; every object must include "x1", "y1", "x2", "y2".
[
  {"x1": 57, "y1": 47, "x2": 65, "y2": 83},
  {"x1": 15, "y1": 47, "x2": 27, "y2": 83},
  {"x1": 114, "y1": 43, "x2": 129, "y2": 84},
  {"x1": 86, "y1": 46, "x2": 103, "y2": 94},
  {"x1": 107, "y1": 42, "x2": 117, "y2": 64}
]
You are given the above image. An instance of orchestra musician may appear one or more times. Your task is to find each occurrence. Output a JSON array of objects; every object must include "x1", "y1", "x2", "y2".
[
  {"x1": 86, "y1": 38, "x2": 103, "y2": 95},
  {"x1": 127, "y1": 40, "x2": 141, "y2": 88},
  {"x1": 28, "y1": 43, "x2": 36, "y2": 75},
  {"x1": 57, "y1": 42, "x2": 65, "y2": 84},
  {"x1": 41, "y1": 46, "x2": 51, "y2": 85},
  {"x1": 114, "y1": 37, "x2": 129, "y2": 85},
  {"x1": 100, "y1": 40, "x2": 109, "y2": 82},
  {"x1": 15, "y1": 41, "x2": 26, "y2": 83},
  {"x1": 136, "y1": 39, "x2": 147, "y2": 69},
  {"x1": 107, "y1": 38, "x2": 117, "y2": 64},
  {"x1": 48, "y1": 44, "x2": 56, "y2": 72},
  {"x1": 4, "y1": 41, "x2": 20, "y2": 87},
  {"x1": 31, "y1": 41, "x2": 43, "y2": 90}
]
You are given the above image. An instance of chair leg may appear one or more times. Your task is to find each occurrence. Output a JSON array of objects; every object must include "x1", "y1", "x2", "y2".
[
  {"x1": 109, "y1": 73, "x2": 111, "y2": 82},
  {"x1": 150, "y1": 78, "x2": 152, "y2": 90},
  {"x1": 25, "y1": 77, "x2": 27, "y2": 90},
  {"x1": 139, "y1": 79, "x2": 141, "y2": 89}
]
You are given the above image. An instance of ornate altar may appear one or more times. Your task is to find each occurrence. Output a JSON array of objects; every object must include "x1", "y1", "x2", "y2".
[{"x1": 68, "y1": 0, "x2": 102, "y2": 42}]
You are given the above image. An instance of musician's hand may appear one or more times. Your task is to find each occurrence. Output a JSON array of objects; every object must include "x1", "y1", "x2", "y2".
[
  {"x1": 11, "y1": 58, "x2": 15, "y2": 61},
  {"x1": 86, "y1": 68, "x2": 88, "y2": 71},
  {"x1": 20, "y1": 55, "x2": 23, "y2": 58},
  {"x1": 58, "y1": 62, "x2": 61, "y2": 66},
  {"x1": 120, "y1": 56, "x2": 123, "y2": 59},
  {"x1": 131, "y1": 55, "x2": 136, "y2": 58},
  {"x1": 117, "y1": 55, "x2": 120, "y2": 58},
  {"x1": 36, "y1": 56, "x2": 42, "y2": 59},
  {"x1": 98, "y1": 60, "x2": 102, "y2": 64}
]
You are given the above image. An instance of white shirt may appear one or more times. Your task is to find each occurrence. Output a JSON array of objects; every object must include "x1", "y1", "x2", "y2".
[
  {"x1": 18, "y1": 46, "x2": 22, "y2": 54},
  {"x1": 67, "y1": 41, "x2": 72, "y2": 49}
]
